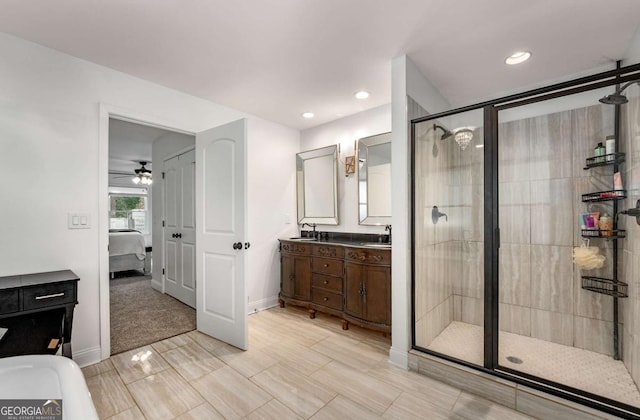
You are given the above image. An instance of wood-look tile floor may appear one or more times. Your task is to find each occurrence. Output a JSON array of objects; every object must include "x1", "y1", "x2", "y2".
[{"x1": 82, "y1": 306, "x2": 534, "y2": 419}]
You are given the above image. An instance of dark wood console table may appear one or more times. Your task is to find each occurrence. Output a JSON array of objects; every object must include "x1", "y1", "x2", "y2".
[{"x1": 0, "y1": 270, "x2": 79, "y2": 358}]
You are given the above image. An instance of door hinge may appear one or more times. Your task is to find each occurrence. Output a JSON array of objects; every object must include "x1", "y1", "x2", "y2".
[
  {"x1": 162, "y1": 268, "x2": 165, "y2": 275},
  {"x1": 162, "y1": 220, "x2": 165, "y2": 227},
  {"x1": 162, "y1": 172, "x2": 165, "y2": 179}
]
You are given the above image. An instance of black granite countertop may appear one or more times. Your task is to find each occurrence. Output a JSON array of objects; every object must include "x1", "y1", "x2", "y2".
[{"x1": 280, "y1": 231, "x2": 391, "y2": 248}]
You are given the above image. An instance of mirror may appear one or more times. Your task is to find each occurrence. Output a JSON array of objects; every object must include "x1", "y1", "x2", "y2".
[
  {"x1": 358, "y1": 132, "x2": 391, "y2": 225},
  {"x1": 297, "y1": 145, "x2": 339, "y2": 225}
]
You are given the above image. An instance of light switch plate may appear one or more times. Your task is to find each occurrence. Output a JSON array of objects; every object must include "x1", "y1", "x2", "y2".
[{"x1": 68, "y1": 213, "x2": 91, "y2": 229}]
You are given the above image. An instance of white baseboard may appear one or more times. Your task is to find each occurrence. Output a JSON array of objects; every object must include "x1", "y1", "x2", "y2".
[
  {"x1": 388, "y1": 346, "x2": 409, "y2": 369},
  {"x1": 73, "y1": 346, "x2": 102, "y2": 368},
  {"x1": 150, "y1": 278, "x2": 162, "y2": 292},
  {"x1": 248, "y1": 296, "x2": 279, "y2": 314}
]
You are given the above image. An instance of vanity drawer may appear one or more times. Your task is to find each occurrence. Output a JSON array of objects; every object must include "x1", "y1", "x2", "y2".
[
  {"x1": 280, "y1": 241, "x2": 312, "y2": 256},
  {"x1": 345, "y1": 247, "x2": 391, "y2": 266},
  {"x1": 312, "y1": 274, "x2": 342, "y2": 293},
  {"x1": 0, "y1": 289, "x2": 19, "y2": 315},
  {"x1": 23, "y1": 282, "x2": 76, "y2": 310},
  {"x1": 312, "y1": 288, "x2": 342, "y2": 310},
  {"x1": 312, "y1": 257, "x2": 344, "y2": 276},
  {"x1": 312, "y1": 244, "x2": 345, "y2": 259}
]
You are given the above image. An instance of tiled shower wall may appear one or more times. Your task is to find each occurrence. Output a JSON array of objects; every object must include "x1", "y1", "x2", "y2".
[
  {"x1": 622, "y1": 83, "x2": 640, "y2": 385},
  {"x1": 496, "y1": 103, "x2": 620, "y2": 356}
]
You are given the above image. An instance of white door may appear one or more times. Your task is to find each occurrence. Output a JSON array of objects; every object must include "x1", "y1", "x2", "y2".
[
  {"x1": 164, "y1": 149, "x2": 197, "y2": 308},
  {"x1": 196, "y1": 119, "x2": 248, "y2": 350}
]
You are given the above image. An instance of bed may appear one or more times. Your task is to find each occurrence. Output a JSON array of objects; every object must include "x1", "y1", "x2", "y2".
[{"x1": 109, "y1": 229, "x2": 147, "y2": 277}]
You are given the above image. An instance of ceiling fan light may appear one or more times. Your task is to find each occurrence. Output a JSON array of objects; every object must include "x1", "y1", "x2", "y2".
[{"x1": 132, "y1": 176, "x2": 141, "y2": 184}]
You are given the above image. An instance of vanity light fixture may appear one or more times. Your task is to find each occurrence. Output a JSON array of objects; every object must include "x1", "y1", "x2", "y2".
[
  {"x1": 505, "y1": 51, "x2": 531, "y2": 65},
  {"x1": 354, "y1": 90, "x2": 370, "y2": 99},
  {"x1": 302, "y1": 112, "x2": 314, "y2": 119},
  {"x1": 338, "y1": 141, "x2": 357, "y2": 177}
]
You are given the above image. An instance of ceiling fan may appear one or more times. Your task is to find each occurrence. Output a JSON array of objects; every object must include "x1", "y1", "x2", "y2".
[{"x1": 110, "y1": 161, "x2": 153, "y2": 185}]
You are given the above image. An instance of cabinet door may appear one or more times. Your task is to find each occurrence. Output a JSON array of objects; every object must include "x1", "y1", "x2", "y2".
[
  {"x1": 344, "y1": 262, "x2": 364, "y2": 318},
  {"x1": 293, "y1": 256, "x2": 312, "y2": 300},
  {"x1": 363, "y1": 265, "x2": 391, "y2": 325},
  {"x1": 280, "y1": 254, "x2": 295, "y2": 298}
]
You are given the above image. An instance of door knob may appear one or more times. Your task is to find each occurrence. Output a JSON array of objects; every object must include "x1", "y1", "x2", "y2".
[
  {"x1": 233, "y1": 242, "x2": 243, "y2": 250},
  {"x1": 171, "y1": 233, "x2": 177, "y2": 238},
  {"x1": 244, "y1": 242, "x2": 251, "y2": 249},
  {"x1": 177, "y1": 233, "x2": 182, "y2": 238}
]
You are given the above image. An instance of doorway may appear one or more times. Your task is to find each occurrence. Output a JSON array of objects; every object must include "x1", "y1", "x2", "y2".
[
  {"x1": 99, "y1": 105, "x2": 249, "y2": 359},
  {"x1": 108, "y1": 118, "x2": 196, "y2": 354}
]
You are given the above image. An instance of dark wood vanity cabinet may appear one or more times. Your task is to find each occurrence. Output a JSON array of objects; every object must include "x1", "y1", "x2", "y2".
[
  {"x1": 344, "y1": 247, "x2": 391, "y2": 332},
  {"x1": 279, "y1": 240, "x2": 390, "y2": 334}
]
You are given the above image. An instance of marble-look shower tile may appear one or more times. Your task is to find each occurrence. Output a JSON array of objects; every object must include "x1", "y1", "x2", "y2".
[
  {"x1": 499, "y1": 244, "x2": 531, "y2": 306},
  {"x1": 571, "y1": 105, "x2": 615, "y2": 178},
  {"x1": 499, "y1": 304, "x2": 531, "y2": 336},
  {"x1": 414, "y1": 297, "x2": 453, "y2": 349},
  {"x1": 530, "y1": 178, "x2": 574, "y2": 246},
  {"x1": 529, "y1": 111, "x2": 573, "y2": 181},
  {"x1": 573, "y1": 316, "x2": 616, "y2": 356},
  {"x1": 530, "y1": 309, "x2": 573, "y2": 346},
  {"x1": 530, "y1": 245, "x2": 573, "y2": 313},
  {"x1": 573, "y1": 269, "x2": 613, "y2": 322},
  {"x1": 460, "y1": 296, "x2": 484, "y2": 327},
  {"x1": 499, "y1": 181, "x2": 531, "y2": 245},
  {"x1": 498, "y1": 119, "x2": 530, "y2": 182},
  {"x1": 453, "y1": 295, "x2": 462, "y2": 321},
  {"x1": 460, "y1": 241, "x2": 483, "y2": 299}
]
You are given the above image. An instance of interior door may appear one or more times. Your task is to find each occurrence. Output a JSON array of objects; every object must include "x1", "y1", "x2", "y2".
[
  {"x1": 164, "y1": 149, "x2": 196, "y2": 308},
  {"x1": 195, "y1": 118, "x2": 248, "y2": 350}
]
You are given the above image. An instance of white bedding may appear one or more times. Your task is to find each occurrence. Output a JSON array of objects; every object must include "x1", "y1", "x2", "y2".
[{"x1": 109, "y1": 231, "x2": 146, "y2": 260}]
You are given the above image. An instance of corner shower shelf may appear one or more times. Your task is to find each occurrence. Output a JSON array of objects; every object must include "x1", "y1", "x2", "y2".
[
  {"x1": 581, "y1": 190, "x2": 627, "y2": 203},
  {"x1": 583, "y1": 152, "x2": 625, "y2": 170},
  {"x1": 581, "y1": 276, "x2": 628, "y2": 298},
  {"x1": 581, "y1": 229, "x2": 626, "y2": 239}
]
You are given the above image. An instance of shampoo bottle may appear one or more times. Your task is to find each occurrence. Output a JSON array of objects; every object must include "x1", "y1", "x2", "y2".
[
  {"x1": 606, "y1": 135, "x2": 616, "y2": 161},
  {"x1": 595, "y1": 142, "x2": 605, "y2": 163}
]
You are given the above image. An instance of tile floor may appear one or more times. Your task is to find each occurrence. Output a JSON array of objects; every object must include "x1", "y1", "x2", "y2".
[
  {"x1": 427, "y1": 321, "x2": 640, "y2": 408},
  {"x1": 83, "y1": 306, "x2": 535, "y2": 419}
]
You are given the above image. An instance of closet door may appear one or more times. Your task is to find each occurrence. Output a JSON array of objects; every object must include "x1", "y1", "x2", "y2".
[{"x1": 163, "y1": 149, "x2": 196, "y2": 308}]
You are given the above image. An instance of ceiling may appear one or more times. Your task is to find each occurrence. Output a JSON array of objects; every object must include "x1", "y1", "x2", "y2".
[
  {"x1": 1, "y1": 1, "x2": 639, "y2": 130},
  {"x1": 108, "y1": 119, "x2": 172, "y2": 174}
]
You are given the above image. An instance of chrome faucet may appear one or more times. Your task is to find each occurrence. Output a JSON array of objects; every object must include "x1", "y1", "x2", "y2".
[
  {"x1": 385, "y1": 224, "x2": 392, "y2": 244},
  {"x1": 300, "y1": 223, "x2": 317, "y2": 238}
]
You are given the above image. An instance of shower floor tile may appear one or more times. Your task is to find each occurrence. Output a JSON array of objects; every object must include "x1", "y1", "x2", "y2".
[{"x1": 427, "y1": 321, "x2": 640, "y2": 408}]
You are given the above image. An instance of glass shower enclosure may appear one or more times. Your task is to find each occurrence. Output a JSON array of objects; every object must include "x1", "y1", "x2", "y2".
[{"x1": 412, "y1": 63, "x2": 640, "y2": 418}]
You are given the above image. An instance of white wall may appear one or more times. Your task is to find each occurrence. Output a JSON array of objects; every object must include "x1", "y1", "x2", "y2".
[
  {"x1": 247, "y1": 118, "x2": 299, "y2": 311},
  {"x1": 389, "y1": 55, "x2": 451, "y2": 368},
  {"x1": 151, "y1": 131, "x2": 196, "y2": 290},
  {"x1": 0, "y1": 32, "x2": 297, "y2": 366},
  {"x1": 299, "y1": 104, "x2": 391, "y2": 233}
]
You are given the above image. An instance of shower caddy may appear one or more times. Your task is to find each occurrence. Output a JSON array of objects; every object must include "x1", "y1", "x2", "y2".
[{"x1": 581, "y1": 142, "x2": 628, "y2": 360}]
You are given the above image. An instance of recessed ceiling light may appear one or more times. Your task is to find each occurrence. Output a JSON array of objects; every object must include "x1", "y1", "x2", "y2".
[
  {"x1": 354, "y1": 91, "x2": 370, "y2": 99},
  {"x1": 505, "y1": 51, "x2": 531, "y2": 65},
  {"x1": 302, "y1": 112, "x2": 314, "y2": 119}
]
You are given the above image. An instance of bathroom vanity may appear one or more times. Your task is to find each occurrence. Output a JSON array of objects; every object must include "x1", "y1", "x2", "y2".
[{"x1": 279, "y1": 238, "x2": 391, "y2": 333}]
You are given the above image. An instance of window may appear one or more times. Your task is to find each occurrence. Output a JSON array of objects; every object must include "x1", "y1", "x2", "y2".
[{"x1": 108, "y1": 187, "x2": 149, "y2": 233}]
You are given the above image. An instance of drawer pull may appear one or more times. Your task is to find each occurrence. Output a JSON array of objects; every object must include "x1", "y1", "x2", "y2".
[
  {"x1": 323, "y1": 280, "x2": 328, "y2": 285},
  {"x1": 323, "y1": 264, "x2": 329, "y2": 268},
  {"x1": 323, "y1": 297, "x2": 328, "y2": 301},
  {"x1": 35, "y1": 292, "x2": 65, "y2": 300}
]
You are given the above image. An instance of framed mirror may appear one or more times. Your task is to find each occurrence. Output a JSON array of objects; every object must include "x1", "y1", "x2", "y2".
[
  {"x1": 358, "y1": 132, "x2": 391, "y2": 225},
  {"x1": 296, "y1": 145, "x2": 339, "y2": 225}
]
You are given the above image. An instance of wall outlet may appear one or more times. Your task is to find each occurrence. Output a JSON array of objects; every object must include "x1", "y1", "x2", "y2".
[{"x1": 68, "y1": 213, "x2": 91, "y2": 229}]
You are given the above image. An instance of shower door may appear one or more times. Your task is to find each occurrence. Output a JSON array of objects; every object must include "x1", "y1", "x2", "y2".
[{"x1": 412, "y1": 107, "x2": 486, "y2": 367}]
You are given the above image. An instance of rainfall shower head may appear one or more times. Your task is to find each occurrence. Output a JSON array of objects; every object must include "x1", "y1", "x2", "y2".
[{"x1": 599, "y1": 80, "x2": 640, "y2": 105}]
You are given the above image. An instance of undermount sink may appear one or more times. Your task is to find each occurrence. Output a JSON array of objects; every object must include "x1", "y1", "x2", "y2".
[
  {"x1": 360, "y1": 242, "x2": 392, "y2": 248},
  {"x1": 289, "y1": 237, "x2": 317, "y2": 241}
]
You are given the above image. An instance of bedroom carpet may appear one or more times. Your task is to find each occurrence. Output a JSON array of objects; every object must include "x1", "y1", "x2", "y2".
[{"x1": 110, "y1": 274, "x2": 196, "y2": 355}]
